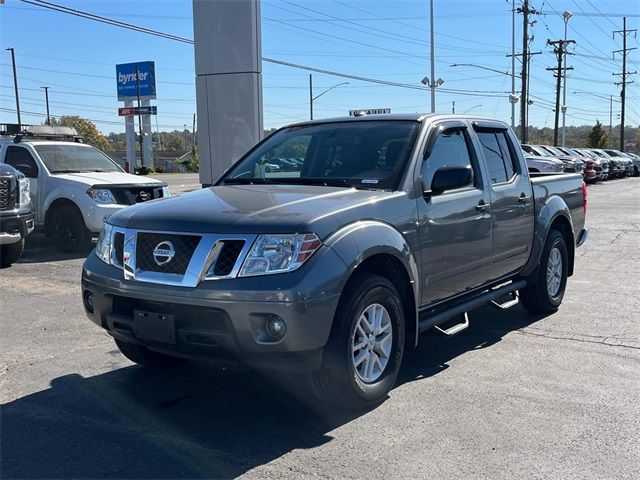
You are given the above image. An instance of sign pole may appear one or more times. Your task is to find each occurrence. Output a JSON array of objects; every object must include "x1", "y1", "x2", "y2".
[{"x1": 135, "y1": 64, "x2": 144, "y2": 168}]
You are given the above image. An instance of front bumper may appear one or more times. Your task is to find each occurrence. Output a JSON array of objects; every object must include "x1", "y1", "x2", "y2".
[
  {"x1": 0, "y1": 211, "x2": 34, "y2": 244},
  {"x1": 81, "y1": 248, "x2": 346, "y2": 372}
]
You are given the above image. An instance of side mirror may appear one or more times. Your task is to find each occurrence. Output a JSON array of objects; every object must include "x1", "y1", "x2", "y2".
[
  {"x1": 15, "y1": 163, "x2": 37, "y2": 178},
  {"x1": 425, "y1": 165, "x2": 472, "y2": 196}
]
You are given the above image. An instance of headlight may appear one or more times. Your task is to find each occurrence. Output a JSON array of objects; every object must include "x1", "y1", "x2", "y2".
[
  {"x1": 554, "y1": 162, "x2": 564, "y2": 172},
  {"x1": 95, "y1": 222, "x2": 114, "y2": 264},
  {"x1": 86, "y1": 188, "x2": 116, "y2": 204},
  {"x1": 239, "y1": 233, "x2": 322, "y2": 277},
  {"x1": 162, "y1": 186, "x2": 171, "y2": 198},
  {"x1": 18, "y1": 177, "x2": 30, "y2": 206}
]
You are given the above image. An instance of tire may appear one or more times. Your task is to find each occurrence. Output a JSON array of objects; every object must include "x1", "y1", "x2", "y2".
[
  {"x1": 309, "y1": 274, "x2": 405, "y2": 410},
  {"x1": 50, "y1": 205, "x2": 92, "y2": 253},
  {"x1": 114, "y1": 339, "x2": 187, "y2": 367},
  {"x1": 520, "y1": 230, "x2": 569, "y2": 314},
  {"x1": 0, "y1": 238, "x2": 25, "y2": 268},
  {"x1": 634, "y1": 166, "x2": 639, "y2": 177}
]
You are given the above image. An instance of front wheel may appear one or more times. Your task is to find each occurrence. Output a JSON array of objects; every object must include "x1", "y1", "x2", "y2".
[
  {"x1": 0, "y1": 238, "x2": 25, "y2": 268},
  {"x1": 50, "y1": 205, "x2": 92, "y2": 253},
  {"x1": 309, "y1": 274, "x2": 405, "y2": 410},
  {"x1": 520, "y1": 230, "x2": 569, "y2": 313}
]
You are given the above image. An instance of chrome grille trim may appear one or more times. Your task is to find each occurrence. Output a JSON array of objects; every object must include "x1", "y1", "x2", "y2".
[{"x1": 110, "y1": 227, "x2": 257, "y2": 287}]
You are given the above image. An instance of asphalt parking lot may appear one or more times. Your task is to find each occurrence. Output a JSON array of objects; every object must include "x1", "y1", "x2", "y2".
[{"x1": 1, "y1": 177, "x2": 638, "y2": 479}]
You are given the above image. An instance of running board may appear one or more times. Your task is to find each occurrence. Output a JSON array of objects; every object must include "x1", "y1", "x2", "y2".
[
  {"x1": 418, "y1": 280, "x2": 527, "y2": 334},
  {"x1": 490, "y1": 290, "x2": 520, "y2": 310},
  {"x1": 434, "y1": 312, "x2": 469, "y2": 336}
]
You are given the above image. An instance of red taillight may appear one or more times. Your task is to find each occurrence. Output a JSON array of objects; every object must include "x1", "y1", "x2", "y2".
[{"x1": 582, "y1": 181, "x2": 588, "y2": 214}]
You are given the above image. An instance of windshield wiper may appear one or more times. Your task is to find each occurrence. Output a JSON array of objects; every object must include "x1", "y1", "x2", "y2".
[
  {"x1": 276, "y1": 178, "x2": 376, "y2": 189},
  {"x1": 222, "y1": 177, "x2": 275, "y2": 185}
]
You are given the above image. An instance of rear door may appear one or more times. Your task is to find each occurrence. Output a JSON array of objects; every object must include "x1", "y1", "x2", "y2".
[
  {"x1": 417, "y1": 121, "x2": 492, "y2": 306},
  {"x1": 472, "y1": 122, "x2": 534, "y2": 280}
]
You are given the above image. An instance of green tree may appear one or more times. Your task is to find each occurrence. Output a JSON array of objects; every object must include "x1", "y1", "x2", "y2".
[
  {"x1": 50, "y1": 116, "x2": 109, "y2": 151},
  {"x1": 586, "y1": 120, "x2": 609, "y2": 148}
]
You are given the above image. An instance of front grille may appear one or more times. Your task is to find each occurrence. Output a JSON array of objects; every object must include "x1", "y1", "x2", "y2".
[
  {"x1": 0, "y1": 177, "x2": 14, "y2": 210},
  {"x1": 213, "y1": 240, "x2": 245, "y2": 276},
  {"x1": 111, "y1": 186, "x2": 164, "y2": 205},
  {"x1": 136, "y1": 232, "x2": 201, "y2": 275}
]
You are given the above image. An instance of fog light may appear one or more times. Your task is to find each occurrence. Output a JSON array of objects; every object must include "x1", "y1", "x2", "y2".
[
  {"x1": 83, "y1": 290, "x2": 95, "y2": 314},
  {"x1": 266, "y1": 317, "x2": 286, "y2": 339}
]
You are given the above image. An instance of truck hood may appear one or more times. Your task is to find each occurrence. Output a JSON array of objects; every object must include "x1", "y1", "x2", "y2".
[
  {"x1": 108, "y1": 184, "x2": 406, "y2": 237},
  {"x1": 52, "y1": 171, "x2": 164, "y2": 187}
]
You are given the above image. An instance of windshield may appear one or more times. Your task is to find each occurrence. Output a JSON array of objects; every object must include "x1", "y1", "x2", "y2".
[
  {"x1": 34, "y1": 144, "x2": 122, "y2": 173},
  {"x1": 542, "y1": 145, "x2": 565, "y2": 156},
  {"x1": 221, "y1": 121, "x2": 420, "y2": 190}
]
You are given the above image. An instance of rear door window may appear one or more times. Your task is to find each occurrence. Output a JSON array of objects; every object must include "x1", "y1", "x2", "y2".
[{"x1": 476, "y1": 130, "x2": 518, "y2": 184}]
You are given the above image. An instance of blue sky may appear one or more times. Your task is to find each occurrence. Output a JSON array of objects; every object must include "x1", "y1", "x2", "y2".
[{"x1": 1, "y1": 0, "x2": 638, "y2": 134}]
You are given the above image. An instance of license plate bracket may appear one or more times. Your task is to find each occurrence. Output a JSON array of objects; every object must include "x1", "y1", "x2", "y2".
[{"x1": 133, "y1": 310, "x2": 176, "y2": 344}]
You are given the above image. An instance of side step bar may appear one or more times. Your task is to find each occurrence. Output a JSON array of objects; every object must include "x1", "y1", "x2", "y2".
[
  {"x1": 490, "y1": 290, "x2": 520, "y2": 310},
  {"x1": 434, "y1": 312, "x2": 469, "y2": 336},
  {"x1": 418, "y1": 280, "x2": 527, "y2": 334}
]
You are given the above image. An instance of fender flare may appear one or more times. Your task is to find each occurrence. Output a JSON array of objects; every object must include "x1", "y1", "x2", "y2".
[
  {"x1": 521, "y1": 195, "x2": 575, "y2": 278},
  {"x1": 323, "y1": 220, "x2": 421, "y2": 345}
]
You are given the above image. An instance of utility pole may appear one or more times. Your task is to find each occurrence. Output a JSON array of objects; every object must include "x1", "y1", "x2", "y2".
[
  {"x1": 511, "y1": 0, "x2": 516, "y2": 128},
  {"x1": 516, "y1": 1, "x2": 539, "y2": 144},
  {"x1": 429, "y1": 0, "x2": 436, "y2": 113},
  {"x1": 192, "y1": 113, "x2": 196, "y2": 146},
  {"x1": 609, "y1": 95, "x2": 613, "y2": 136},
  {"x1": 561, "y1": 11, "x2": 573, "y2": 147},
  {"x1": 613, "y1": 17, "x2": 637, "y2": 152},
  {"x1": 547, "y1": 38, "x2": 575, "y2": 146},
  {"x1": 6, "y1": 48, "x2": 21, "y2": 129},
  {"x1": 309, "y1": 74, "x2": 313, "y2": 120},
  {"x1": 41, "y1": 86, "x2": 50, "y2": 125}
]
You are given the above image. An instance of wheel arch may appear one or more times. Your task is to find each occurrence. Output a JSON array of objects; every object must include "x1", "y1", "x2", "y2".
[{"x1": 325, "y1": 221, "x2": 420, "y2": 347}]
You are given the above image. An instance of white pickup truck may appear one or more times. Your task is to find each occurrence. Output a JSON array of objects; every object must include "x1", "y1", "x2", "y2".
[{"x1": 0, "y1": 126, "x2": 170, "y2": 252}]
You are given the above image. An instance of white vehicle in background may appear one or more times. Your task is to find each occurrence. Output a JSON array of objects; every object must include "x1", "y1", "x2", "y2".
[
  {"x1": 523, "y1": 154, "x2": 565, "y2": 174},
  {"x1": 0, "y1": 125, "x2": 170, "y2": 252}
]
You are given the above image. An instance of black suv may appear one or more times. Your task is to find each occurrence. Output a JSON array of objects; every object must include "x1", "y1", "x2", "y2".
[{"x1": 0, "y1": 162, "x2": 34, "y2": 267}]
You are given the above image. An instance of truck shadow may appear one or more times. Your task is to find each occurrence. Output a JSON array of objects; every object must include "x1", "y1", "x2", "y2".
[
  {"x1": 1, "y1": 305, "x2": 546, "y2": 479},
  {"x1": 17, "y1": 233, "x2": 94, "y2": 263}
]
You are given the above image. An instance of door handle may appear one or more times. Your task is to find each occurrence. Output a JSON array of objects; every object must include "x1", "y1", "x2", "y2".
[
  {"x1": 518, "y1": 193, "x2": 530, "y2": 203},
  {"x1": 476, "y1": 200, "x2": 488, "y2": 211}
]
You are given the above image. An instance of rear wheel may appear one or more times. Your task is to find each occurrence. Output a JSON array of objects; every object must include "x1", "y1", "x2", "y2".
[
  {"x1": 520, "y1": 230, "x2": 568, "y2": 313},
  {"x1": 0, "y1": 238, "x2": 25, "y2": 268},
  {"x1": 309, "y1": 274, "x2": 405, "y2": 410},
  {"x1": 114, "y1": 339, "x2": 187, "y2": 367},
  {"x1": 50, "y1": 205, "x2": 92, "y2": 253}
]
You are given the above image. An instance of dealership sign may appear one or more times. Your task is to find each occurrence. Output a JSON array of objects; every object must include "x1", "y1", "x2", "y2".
[
  {"x1": 118, "y1": 106, "x2": 158, "y2": 116},
  {"x1": 116, "y1": 61, "x2": 156, "y2": 100},
  {"x1": 348, "y1": 108, "x2": 391, "y2": 116}
]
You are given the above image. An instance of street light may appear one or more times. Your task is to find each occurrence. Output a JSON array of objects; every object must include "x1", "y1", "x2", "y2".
[
  {"x1": 463, "y1": 104, "x2": 483, "y2": 114},
  {"x1": 421, "y1": 76, "x2": 445, "y2": 114},
  {"x1": 309, "y1": 74, "x2": 349, "y2": 120},
  {"x1": 561, "y1": 10, "x2": 573, "y2": 147}
]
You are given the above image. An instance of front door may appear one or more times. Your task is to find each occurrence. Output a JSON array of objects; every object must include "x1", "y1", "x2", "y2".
[
  {"x1": 4, "y1": 145, "x2": 41, "y2": 222},
  {"x1": 417, "y1": 123, "x2": 492, "y2": 307}
]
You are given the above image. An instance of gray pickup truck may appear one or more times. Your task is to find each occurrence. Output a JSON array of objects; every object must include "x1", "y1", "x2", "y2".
[{"x1": 82, "y1": 114, "x2": 587, "y2": 409}]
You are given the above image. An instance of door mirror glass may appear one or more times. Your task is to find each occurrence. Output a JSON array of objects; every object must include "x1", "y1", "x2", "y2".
[{"x1": 426, "y1": 166, "x2": 472, "y2": 195}]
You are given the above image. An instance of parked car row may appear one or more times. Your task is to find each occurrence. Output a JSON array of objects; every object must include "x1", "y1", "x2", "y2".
[{"x1": 522, "y1": 144, "x2": 640, "y2": 182}]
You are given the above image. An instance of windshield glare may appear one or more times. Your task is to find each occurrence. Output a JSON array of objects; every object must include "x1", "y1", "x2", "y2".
[
  {"x1": 222, "y1": 121, "x2": 420, "y2": 190},
  {"x1": 34, "y1": 144, "x2": 121, "y2": 173}
]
